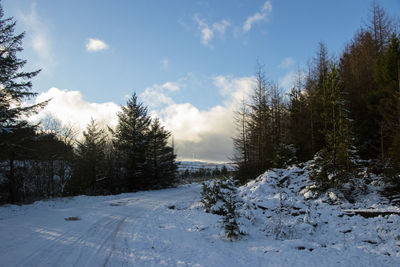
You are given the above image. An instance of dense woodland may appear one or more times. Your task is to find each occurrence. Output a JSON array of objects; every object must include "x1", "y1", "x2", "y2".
[
  {"x1": 232, "y1": 3, "x2": 400, "y2": 193},
  {"x1": 0, "y1": 2, "x2": 399, "y2": 204}
]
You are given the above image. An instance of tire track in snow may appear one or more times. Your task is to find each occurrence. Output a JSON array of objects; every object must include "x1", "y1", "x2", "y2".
[
  {"x1": 14, "y1": 212, "x2": 121, "y2": 267},
  {"x1": 71, "y1": 214, "x2": 128, "y2": 266},
  {"x1": 102, "y1": 216, "x2": 128, "y2": 266},
  {"x1": 7, "y1": 186, "x2": 202, "y2": 267}
]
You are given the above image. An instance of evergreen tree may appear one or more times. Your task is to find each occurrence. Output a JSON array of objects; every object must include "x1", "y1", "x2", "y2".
[
  {"x1": 73, "y1": 119, "x2": 107, "y2": 194},
  {"x1": 0, "y1": 4, "x2": 46, "y2": 202},
  {"x1": 145, "y1": 118, "x2": 177, "y2": 189},
  {"x1": 114, "y1": 93, "x2": 151, "y2": 191},
  {"x1": 310, "y1": 63, "x2": 355, "y2": 189},
  {"x1": 324, "y1": 63, "x2": 353, "y2": 169}
]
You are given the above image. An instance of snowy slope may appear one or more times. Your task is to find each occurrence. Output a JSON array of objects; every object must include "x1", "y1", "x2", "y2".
[
  {"x1": 0, "y1": 166, "x2": 399, "y2": 266},
  {"x1": 237, "y1": 166, "x2": 400, "y2": 265}
]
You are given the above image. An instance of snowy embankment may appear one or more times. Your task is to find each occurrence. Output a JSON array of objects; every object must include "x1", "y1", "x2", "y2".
[{"x1": 0, "y1": 165, "x2": 399, "y2": 266}]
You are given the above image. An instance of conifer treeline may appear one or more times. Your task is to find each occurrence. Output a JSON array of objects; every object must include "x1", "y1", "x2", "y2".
[
  {"x1": 0, "y1": 4, "x2": 177, "y2": 203},
  {"x1": 69, "y1": 94, "x2": 178, "y2": 196},
  {"x1": 233, "y1": 3, "x2": 400, "y2": 186}
]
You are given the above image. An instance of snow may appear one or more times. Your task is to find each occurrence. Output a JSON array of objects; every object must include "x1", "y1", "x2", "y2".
[{"x1": 1, "y1": 165, "x2": 400, "y2": 266}]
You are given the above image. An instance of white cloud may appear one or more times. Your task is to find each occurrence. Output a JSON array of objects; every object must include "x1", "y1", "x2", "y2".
[
  {"x1": 140, "y1": 85, "x2": 175, "y2": 109},
  {"x1": 194, "y1": 15, "x2": 214, "y2": 45},
  {"x1": 278, "y1": 57, "x2": 296, "y2": 69},
  {"x1": 243, "y1": 0, "x2": 272, "y2": 32},
  {"x1": 194, "y1": 15, "x2": 231, "y2": 46},
  {"x1": 18, "y1": 3, "x2": 55, "y2": 73},
  {"x1": 162, "y1": 82, "x2": 180, "y2": 92},
  {"x1": 201, "y1": 28, "x2": 214, "y2": 45},
  {"x1": 213, "y1": 75, "x2": 254, "y2": 105},
  {"x1": 30, "y1": 88, "x2": 120, "y2": 133},
  {"x1": 139, "y1": 80, "x2": 183, "y2": 109},
  {"x1": 142, "y1": 75, "x2": 256, "y2": 162},
  {"x1": 86, "y1": 38, "x2": 109, "y2": 52}
]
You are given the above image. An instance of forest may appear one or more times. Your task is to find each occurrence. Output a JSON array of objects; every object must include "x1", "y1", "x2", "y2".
[
  {"x1": 0, "y1": 1, "x2": 399, "y2": 205},
  {"x1": 232, "y1": 3, "x2": 400, "y2": 197}
]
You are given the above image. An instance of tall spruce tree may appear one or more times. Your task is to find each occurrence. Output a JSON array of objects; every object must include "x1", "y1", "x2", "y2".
[
  {"x1": 0, "y1": 4, "x2": 46, "y2": 202},
  {"x1": 114, "y1": 93, "x2": 151, "y2": 191}
]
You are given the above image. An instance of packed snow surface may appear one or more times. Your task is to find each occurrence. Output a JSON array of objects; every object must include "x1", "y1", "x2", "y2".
[{"x1": 1, "y1": 165, "x2": 400, "y2": 266}]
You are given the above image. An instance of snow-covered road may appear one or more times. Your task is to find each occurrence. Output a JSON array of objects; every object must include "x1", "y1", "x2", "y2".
[
  {"x1": 1, "y1": 182, "x2": 399, "y2": 266},
  {"x1": 0, "y1": 186, "x2": 207, "y2": 266}
]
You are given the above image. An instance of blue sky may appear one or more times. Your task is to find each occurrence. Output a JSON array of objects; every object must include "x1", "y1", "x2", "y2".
[{"x1": 3, "y1": 0, "x2": 400, "y2": 162}]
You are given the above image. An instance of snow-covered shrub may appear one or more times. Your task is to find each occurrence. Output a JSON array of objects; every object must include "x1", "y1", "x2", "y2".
[
  {"x1": 201, "y1": 178, "x2": 238, "y2": 215},
  {"x1": 221, "y1": 189, "x2": 242, "y2": 240},
  {"x1": 201, "y1": 180, "x2": 220, "y2": 214},
  {"x1": 308, "y1": 149, "x2": 359, "y2": 193},
  {"x1": 263, "y1": 190, "x2": 300, "y2": 240},
  {"x1": 201, "y1": 178, "x2": 245, "y2": 240}
]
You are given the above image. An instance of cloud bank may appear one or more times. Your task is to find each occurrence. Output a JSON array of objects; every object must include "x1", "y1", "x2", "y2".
[
  {"x1": 140, "y1": 75, "x2": 255, "y2": 162},
  {"x1": 30, "y1": 75, "x2": 255, "y2": 162},
  {"x1": 30, "y1": 88, "x2": 120, "y2": 133}
]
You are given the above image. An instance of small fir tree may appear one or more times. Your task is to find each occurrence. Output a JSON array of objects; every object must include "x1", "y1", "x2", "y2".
[{"x1": 201, "y1": 178, "x2": 244, "y2": 240}]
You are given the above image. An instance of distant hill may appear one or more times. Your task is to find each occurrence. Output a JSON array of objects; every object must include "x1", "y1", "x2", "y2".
[{"x1": 177, "y1": 161, "x2": 235, "y2": 172}]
